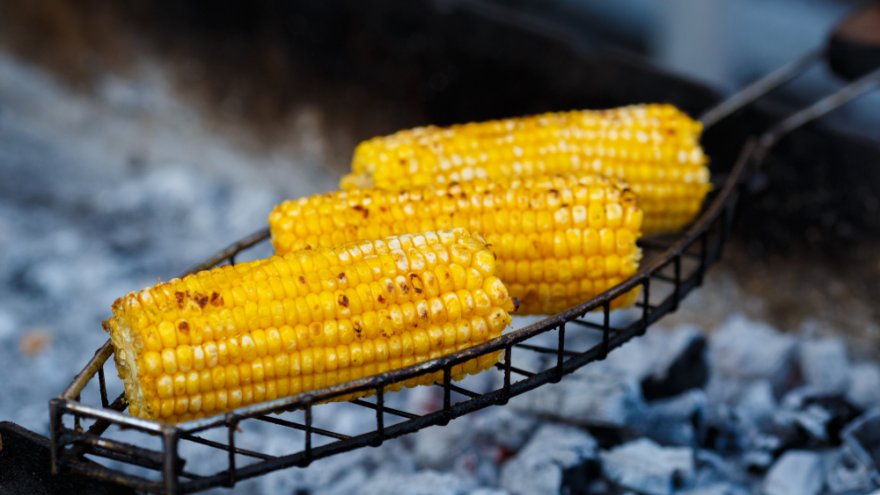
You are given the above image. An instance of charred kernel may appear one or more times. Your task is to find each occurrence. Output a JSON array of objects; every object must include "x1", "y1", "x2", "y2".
[
  {"x1": 195, "y1": 293, "x2": 209, "y2": 308},
  {"x1": 409, "y1": 273, "x2": 424, "y2": 294}
]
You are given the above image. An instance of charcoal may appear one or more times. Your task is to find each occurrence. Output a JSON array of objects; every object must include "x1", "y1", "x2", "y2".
[
  {"x1": 640, "y1": 389, "x2": 707, "y2": 446},
  {"x1": 701, "y1": 380, "x2": 778, "y2": 458},
  {"x1": 258, "y1": 433, "x2": 371, "y2": 495},
  {"x1": 784, "y1": 403, "x2": 835, "y2": 442},
  {"x1": 499, "y1": 424, "x2": 597, "y2": 495},
  {"x1": 414, "y1": 419, "x2": 471, "y2": 469},
  {"x1": 356, "y1": 470, "x2": 476, "y2": 495},
  {"x1": 472, "y1": 407, "x2": 538, "y2": 452},
  {"x1": 327, "y1": 472, "x2": 373, "y2": 495},
  {"x1": 602, "y1": 325, "x2": 708, "y2": 401},
  {"x1": 452, "y1": 448, "x2": 500, "y2": 488},
  {"x1": 763, "y1": 450, "x2": 825, "y2": 495},
  {"x1": 469, "y1": 489, "x2": 508, "y2": 495},
  {"x1": 841, "y1": 409, "x2": 880, "y2": 479},
  {"x1": 642, "y1": 329, "x2": 709, "y2": 401},
  {"x1": 599, "y1": 438, "x2": 694, "y2": 495},
  {"x1": 798, "y1": 337, "x2": 850, "y2": 394},
  {"x1": 742, "y1": 447, "x2": 776, "y2": 472},
  {"x1": 510, "y1": 363, "x2": 645, "y2": 427},
  {"x1": 693, "y1": 449, "x2": 744, "y2": 485},
  {"x1": 772, "y1": 387, "x2": 863, "y2": 447},
  {"x1": 734, "y1": 379, "x2": 776, "y2": 427},
  {"x1": 709, "y1": 315, "x2": 796, "y2": 386},
  {"x1": 847, "y1": 363, "x2": 880, "y2": 410},
  {"x1": 678, "y1": 483, "x2": 748, "y2": 495},
  {"x1": 825, "y1": 449, "x2": 877, "y2": 494}
]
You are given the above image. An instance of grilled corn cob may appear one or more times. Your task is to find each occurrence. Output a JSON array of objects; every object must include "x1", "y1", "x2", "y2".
[
  {"x1": 105, "y1": 229, "x2": 514, "y2": 423},
  {"x1": 341, "y1": 103, "x2": 709, "y2": 235},
  {"x1": 270, "y1": 175, "x2": 642, "y2": 314}
]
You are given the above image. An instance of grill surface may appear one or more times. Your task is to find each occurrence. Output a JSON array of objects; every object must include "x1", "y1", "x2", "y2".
[{"x1": 45, "y1": 11, "x2": 880, "y2": 491}]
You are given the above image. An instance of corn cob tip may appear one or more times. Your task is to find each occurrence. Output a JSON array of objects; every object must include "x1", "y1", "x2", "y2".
[{"x1": 340, "y1": 173, "x2": 373, "y2": 190}]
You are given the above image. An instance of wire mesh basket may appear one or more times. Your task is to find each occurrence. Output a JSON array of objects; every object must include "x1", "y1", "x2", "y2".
[{"x1": 46, "y1": 139, "x2": 749, "y2": 493}]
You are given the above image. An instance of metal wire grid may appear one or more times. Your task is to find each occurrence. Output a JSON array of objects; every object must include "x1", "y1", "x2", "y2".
[
  {"x1": 48, "y1": 60, "x2": 880, "y2": 494},
  {"x1": 46, "y1": 140, "x2": 749, "y2": 493}
]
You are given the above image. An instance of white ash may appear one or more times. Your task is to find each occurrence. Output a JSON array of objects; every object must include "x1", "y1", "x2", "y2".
[
  {"x1": 600, "y1": 438, "x2": 694, "y2": 495},
  {"x1": 638, "y1": 389, "x2": 707, "y2": 447},
  {"x1": 499, "y1": 424, "x2": 597, "y2": 495},
  {"x1": 763, "y1": 450, "x2": 825, "y2": 495},
  {"x1": 826, "y1": 448, "x2": 877, "y2": 494},
  {"x1": 509, "y1": 362, "x2": 646, "y2": 428},
  {"x1": 678, "y1": 483, "x2": 749, "y2": 495},
  {"x1": 847, "y1": 363, "x2": 880, "y2": 410},
  {"x1": 709, "y1": 314, "x2": 797, "y2": 386},
  {"x1": 734, "y1": 379, "x2": 777, "y2": 427},
  {"x1": 798, "y1": 337, "x2": 850, "y2": 394},
  {"x1": 355, "y1": 470, "x2": 477, "y2": 495},
  {"x1": 842, "y1": 409, "x2": 880, "y2": 474}
]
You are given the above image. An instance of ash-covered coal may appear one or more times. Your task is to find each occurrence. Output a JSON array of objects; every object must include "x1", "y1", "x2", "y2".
[{"x1": 0, "y1": 51, "x2": 335, "y2": 434}]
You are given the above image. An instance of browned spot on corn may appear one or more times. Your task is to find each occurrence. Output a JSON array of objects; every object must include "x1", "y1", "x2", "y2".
[
  {"x1": 409, "y1": 273, "x2": 424, "y2": 294},
  {"x1": 195, "y1": 293, "x2": 208, "y2": 308},
  {"x1": 352, "y1": 204, "x2": 369, "y2": 218}
]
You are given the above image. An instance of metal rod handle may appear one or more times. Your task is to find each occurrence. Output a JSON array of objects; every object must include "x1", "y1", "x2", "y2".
[
  {"x1": 755, "y1": 65, "x2": 880, "y2": 161},
  {"x1": 699, "y1": 49, "x2": 823, "y2": 129}
]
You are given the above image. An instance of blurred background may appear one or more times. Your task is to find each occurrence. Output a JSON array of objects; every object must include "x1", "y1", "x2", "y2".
[{"x1": 1, "y1": 1, "x2": 880, "y2": 493}]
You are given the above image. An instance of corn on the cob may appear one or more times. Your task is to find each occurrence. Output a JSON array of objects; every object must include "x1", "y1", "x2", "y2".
[
  {"x1": 270, "y1": 175, "x2": 642, "y2": 314},
  {"x1": 341, "y1": 103, "x2": 709, "y2": 235},
  {"x1": 105, "y1": 229, "x2": 514, "y2": 423}
]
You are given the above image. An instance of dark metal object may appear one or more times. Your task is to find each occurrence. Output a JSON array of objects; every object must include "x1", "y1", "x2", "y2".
[
  {"x1": 0, "y1": 421, "x2": 134, "y2": 495},
  {"x1": 828, "y1": 3, "x2": 880, "y2": 80}
]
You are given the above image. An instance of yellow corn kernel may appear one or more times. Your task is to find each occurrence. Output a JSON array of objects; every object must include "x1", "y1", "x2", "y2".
[
  {"x1": 342, "y1": 104, "x2": 708, "y2": 234},
  {"x1": 106, "y1": 229, "x2": 513, "y2": 422},
  {"x1": 270, "y1": 175, "x2": 642, "y2": 315}
]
